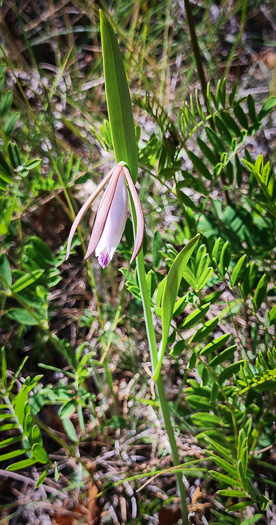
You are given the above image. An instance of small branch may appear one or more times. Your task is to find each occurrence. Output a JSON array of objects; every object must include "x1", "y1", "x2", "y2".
[
  {"x1": 183, "y1": 0, "x2": 208, "y2": 111},
  {"x1": 183, "y1": 0, "x2": 231, "y2": 205}
]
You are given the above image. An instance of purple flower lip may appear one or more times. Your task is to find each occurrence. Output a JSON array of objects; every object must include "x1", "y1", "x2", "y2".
[{"x1": 66, "y1": 164, "x2": 145, "y2": 267}]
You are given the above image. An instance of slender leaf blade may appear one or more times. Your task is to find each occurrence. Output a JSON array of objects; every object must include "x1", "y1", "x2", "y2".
[
  {"x1": 153, "y1": 234, "x2": 200, "y2": 381},
  {"x1": 100, "y1": 11, "x2": 137, "y2": 180}
]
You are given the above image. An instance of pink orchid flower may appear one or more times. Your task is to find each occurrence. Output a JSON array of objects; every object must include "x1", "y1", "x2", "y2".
[{"x1": 66, "y1": 164, "x2": 144, "y2": 268}]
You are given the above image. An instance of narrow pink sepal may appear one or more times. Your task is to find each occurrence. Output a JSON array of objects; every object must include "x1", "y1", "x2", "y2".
[
  {"x1": 123, "y1": 167, "x2": 145, "y2": 263},
  {"x1": 84, "y1": 164, "x2": 124, "y2": 261},
  {"x1": 66, "y1": 168, "x2": 114, "y2": 260}
]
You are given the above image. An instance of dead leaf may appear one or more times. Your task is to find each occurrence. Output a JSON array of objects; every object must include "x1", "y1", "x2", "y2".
[
  {"x1": 191, "y1": 486, "x2": 202, "y2": 505},
  {"x1": 87, "y1": 462, "x2": 101, "y2": 525},
  {"x1": 158, "y1": 506, "x2": 181, "y2": 525},
  {"x1": 52, "y1": 505, "x2": 85, "y2": 525}
]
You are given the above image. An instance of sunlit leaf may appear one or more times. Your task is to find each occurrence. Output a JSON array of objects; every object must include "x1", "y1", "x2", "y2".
[
  {"x1": 190, "y1": 316, "x2": 219, "y2": 344},
  {"x1": 190, "y1": 413, "x2": 221, "y2": 427},
  {"x1": 253, "y1": 273, "x2": 269, "y2": 313},
  {"x1": 32, "y1": 443, "x2": 49, "y2": 464},
  {"x1": 180, "y1": 303, "x2": 210, "y2": 330},
  {"x1": 258, "y1": 96, "x2": 276, "y2": 120},
  {"x1": 231, "y1": 254, "x2": 247, "y2": 287},
  {"x1": 6, "y1": 458, "x2": 37, "y2": 471},
  {"x1": 0, "y1": 254, "x2": 12, "y2": 288},
  {"x1": 153, "y1": 234, "x2": 200, "y2": 381},
  {"x1": 100, "y1": 11, "x2": 137, "y2": 180},
  {"x1": 12, "y1": 270, "x2": 44, "y2": 293},
  {"x1": 209, "y1": 470, "x2": 241, "y2": 487},
  {"x1": 209, "y1": 345, "x2": 237, "y2": 367},
  {"x1": 62, "y1": 418, "x2": 78, "y2": 443},
  {"x1": 218, "y1": 360, "x2": 244, "y2": 382}
]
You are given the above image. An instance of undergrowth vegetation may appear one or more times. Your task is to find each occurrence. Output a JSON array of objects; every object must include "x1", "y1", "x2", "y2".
[{"x1": 0, "y1": 1, "x2": 275, "y2": 524}]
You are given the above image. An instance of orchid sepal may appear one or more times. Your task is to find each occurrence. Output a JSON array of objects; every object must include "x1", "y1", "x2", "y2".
[
  {"x1": 84, "y1": 164, "x2": 124, "y2": 261},
  {"x1": 123, "y1": 167, "x2": 144, "y2": 263},
  {"x1": 66, "y1": 167, "x2": 114, "y2": 260},
  {"x1": 66, "y1": 164, "x2": 144, "y2": 268}
]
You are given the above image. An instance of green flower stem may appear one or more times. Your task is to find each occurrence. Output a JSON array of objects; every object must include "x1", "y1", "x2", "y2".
[
  {"x1": 155, "y1": 377, "x2": 189, "y2": 524},
  {"x1": 134, "y1": 241, "x2": 189, "y2": 523}
]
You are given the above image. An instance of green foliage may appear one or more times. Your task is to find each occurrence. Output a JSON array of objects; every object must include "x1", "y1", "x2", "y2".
[
  {"x1": 156, "y1": 237, "x2": 275, "y2": 513},
  {"x1": 0, "y1": 2, "x2": 275, "y2": 522},
  {"x1": 100, "y1": 11, "x2": 138, "y2": 179},
  {"x1": 0, "y1": 352, "x2": 49, "y2": 472},
  {"x1": 154, "y1": 234, "x2": 200, "y2": 380},
  {"x1": 242, "y1": 153, "x2": 276, "y2": 217}
]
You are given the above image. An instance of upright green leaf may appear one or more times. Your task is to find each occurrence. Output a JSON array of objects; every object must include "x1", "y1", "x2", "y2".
[
  {"x1": 0, "y1": 151, "x2": 13, "y2": 183},
  {"x1": 197, "y1": 137, "x2": 217, "y2": 166},
  {"x1": 8, "y1": 142, "x2": 23, "y2": 169},
  {"x1": 242, "y1": 262, "x2": 258, "y2": 297},
  {"x1": 221, "y1": 111, "x2": 241, "y2": 137},
  {"x1": 0, "y1": 254, "x2": 12, "y2": 288},
  {"x1": 238, "y1": 459, "x2": 248, "y2": 492},
  {"x1": 0, "y1": 90, "x2": 13, "y2": 117},
  {"x1": 205, "y1": 127, "x2": 225, "y2": 156},
  {"x1": 258, "y1": 96, "x2": 276, "y2": 120},
  {"x1": 247, "y1": 95, "x2": 257, "y2": 122},
  {"x1": 188, "y1": 150, "x2": 212, "y2": 180},
  {"x1": 219, "y1": 241, "x2": 231, "y2": 276},
  {"x1": 62, "y1": 417, "x2": 78, "y2": 443},
  {"x1": 214, "y1": 116, "x2": 232, "y2": 147},
  {"x1": 253, "y1": 274, "x2": 269, "y2": 312},
  {"x1": 32, "y1": 443, "x2": 49, "y2": 464},
  {"x1": 234, "y1": 105, "x2": 248, "y2": 129},
  {"x1": 153, "y1": 231, "x2": 163, "y2": 268},
  {"x1": 212, "y1": 238, "x2": 224, "y2": 265},
  {"x1": 196, "y1": 267, "x2": 213, "y2": 291},
  {"x1": 231, "y1": 254, "x2": 247, "y2": 286},
  {"x1": 100, "y1": 11, "x2": 137, "y2": 180},
  {"x1": 4, "y1": 112, "x2": 21, "y2": 136},
  {"x1": 200, "y1": 366, "x2": 208, "y2": 384},
  {"x1": 153, "y1": 234, "x2": 200, "y2": 381},
  {"x1": 35, "y1": 467, "x2": 49, "y2": 488},
  {"x1": 235, "y1": 154, "x2": 243, "y2": 187}
]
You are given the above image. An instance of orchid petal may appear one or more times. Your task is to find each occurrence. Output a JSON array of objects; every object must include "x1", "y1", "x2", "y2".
[
  {"x1": 95, "y1": 171, "x2": 128, "y2": 267},
  {"x1": 66, "y1": 168, "x2": 114, "y2": 260},
  {"x1": 84, "y1": 164, "x2": 123, "y2": 261},
  {"x1": 123, "y1": 167, "x2": 145, "y2": 263}
]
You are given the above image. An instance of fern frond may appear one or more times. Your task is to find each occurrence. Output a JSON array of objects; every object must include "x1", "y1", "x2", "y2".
[
  {"x1": 134, "y1": 93, "x2": 181, "y2": 144},
  {"x1": 238, "y1": 348, "x2": 276, "y2": 394}
]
